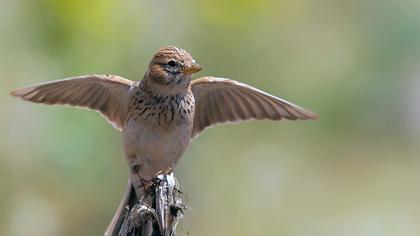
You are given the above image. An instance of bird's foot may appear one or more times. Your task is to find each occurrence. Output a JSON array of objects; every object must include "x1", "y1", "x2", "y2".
[{"x1": 155, "y1": 167, "x2": 174, "y2": 177}]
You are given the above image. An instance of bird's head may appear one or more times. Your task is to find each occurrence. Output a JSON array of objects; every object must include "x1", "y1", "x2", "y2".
[{"x1": 145, "y1": 46, "x2": 202, "y2": 93}]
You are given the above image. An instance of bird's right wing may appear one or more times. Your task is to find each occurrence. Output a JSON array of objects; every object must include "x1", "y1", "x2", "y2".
[
  {"x1": 190, "y1": 77, "x2": 318, "y2": 138},
  {"x1": 10, "y1": 74, "x2": 136, "y2": 131}
]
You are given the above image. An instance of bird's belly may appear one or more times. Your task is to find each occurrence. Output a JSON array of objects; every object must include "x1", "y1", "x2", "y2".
[{"x1": 122, "y1": 119, "x2": 191, "y2": 183}]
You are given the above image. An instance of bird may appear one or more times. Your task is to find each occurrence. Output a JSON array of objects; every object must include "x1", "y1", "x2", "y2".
[{"x1": 10, "y1": 46, "x2": 317, "y2": 234}]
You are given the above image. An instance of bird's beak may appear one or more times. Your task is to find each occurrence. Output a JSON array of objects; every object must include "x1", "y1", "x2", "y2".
[{"x1": 182, "y1": 63, "x2": 203, "y2": 75}]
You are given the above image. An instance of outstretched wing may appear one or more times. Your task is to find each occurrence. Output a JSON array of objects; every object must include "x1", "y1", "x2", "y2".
[
  {"x1": 10, "y1": 74, "x2": 136, "y2": 131},
  {"x1": 190, "y1": 77, "x2": 318, "y2": 138}
]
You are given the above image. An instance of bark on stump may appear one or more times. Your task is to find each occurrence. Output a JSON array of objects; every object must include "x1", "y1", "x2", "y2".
[{"x1": 105, "y1": 173, "x2": 185, "y2": 236}]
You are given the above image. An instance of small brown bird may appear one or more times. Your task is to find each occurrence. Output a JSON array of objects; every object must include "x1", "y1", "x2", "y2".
[{"x1": 11, "y1": 46, "x2": 317, "y2": 230}]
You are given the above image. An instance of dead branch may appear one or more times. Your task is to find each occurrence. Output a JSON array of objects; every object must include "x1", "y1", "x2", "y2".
[{"x1": 105, "y1": 173, "x2": 185, "y2": 236}]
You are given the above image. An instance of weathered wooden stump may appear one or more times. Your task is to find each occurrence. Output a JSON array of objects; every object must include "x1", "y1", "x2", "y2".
[{"x1": 105, "y1": 173, "x2": 185, "y2": 236}]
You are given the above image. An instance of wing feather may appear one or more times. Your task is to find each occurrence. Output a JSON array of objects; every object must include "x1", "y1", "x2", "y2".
[
  {"x1": 10, "y1": 74, "x2": 135, "y2": 131},
  {"x1": 190, "y1": 77, "x2": 318, "y2": 138}
]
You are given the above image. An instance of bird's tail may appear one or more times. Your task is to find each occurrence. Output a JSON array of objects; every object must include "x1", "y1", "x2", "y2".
[{"x1": 104, "y1": 178, "x2": 137, "y2": 236}]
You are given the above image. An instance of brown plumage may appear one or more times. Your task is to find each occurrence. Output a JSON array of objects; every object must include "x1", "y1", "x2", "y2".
[
  {"x1": 191, "y1": 77, "x2": 317, "y2": 138},
  {"x1": 10, "y1": 45, "x2": 318, "y2": 183},
  {"x1": 10, "y1": 75, "x2": 135, "y2": 130},
  {"x1": 10, "y1": 46, "x2": 317, "y2": 234}
]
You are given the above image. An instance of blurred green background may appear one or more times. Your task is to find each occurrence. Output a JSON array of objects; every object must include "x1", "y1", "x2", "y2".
[{"x1": 1, "y1": 0, "x2": 420, "y2": 235}]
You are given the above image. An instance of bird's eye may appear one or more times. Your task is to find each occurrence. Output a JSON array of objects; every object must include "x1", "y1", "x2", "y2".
[{"x1": 168, "y1": 60, "x2": 177, "y2": 67}]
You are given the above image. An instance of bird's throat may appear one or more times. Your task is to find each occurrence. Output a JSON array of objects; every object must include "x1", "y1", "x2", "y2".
[
  {"x1": 142, "y1": 72, "x2": 191, "y2": 96},
  {"x1": 129, "y1": 84, "x2": 195, "y2": 127}
]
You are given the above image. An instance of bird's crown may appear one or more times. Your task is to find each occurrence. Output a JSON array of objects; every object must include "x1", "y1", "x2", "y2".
[{"x1": 150, "y1": 46, "x2": 194, "y2": 67}]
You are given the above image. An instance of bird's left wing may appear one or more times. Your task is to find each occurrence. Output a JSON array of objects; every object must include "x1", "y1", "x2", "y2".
[
  {"x1": 10, "y1": 74, "x2": 136, "y2": 131},
  {"x1": 190, "y1": 77, "x2": 318, "y2": 138}
]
